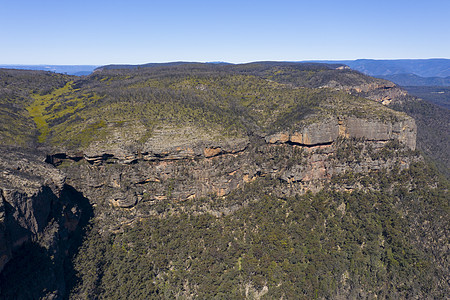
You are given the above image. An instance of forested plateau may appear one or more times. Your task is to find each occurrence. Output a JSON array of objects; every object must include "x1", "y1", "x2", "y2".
[{"x1": 0, "y1": 62, "x2": 448, "y2": 299}]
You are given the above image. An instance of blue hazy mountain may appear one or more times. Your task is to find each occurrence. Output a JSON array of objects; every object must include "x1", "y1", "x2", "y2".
[
  {"x1": 311, "y1": 59, "x2": 450, "y2": 78},
  {"x1": 0, "y1": 65, "x2": 98, "y2": 76},
  {"x1": 2, "y1": 59, "x2": 449, "y2": 83},
  {"x1": 376, "y1": 73, "x2": 450, "y2": 87},
  {"x1": 302, "y1": 59, "x2": 450, "y2": 87}
]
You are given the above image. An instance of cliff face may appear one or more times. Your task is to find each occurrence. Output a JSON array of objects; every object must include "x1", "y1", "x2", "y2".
[
  {"x1": 0, "y1": 149, "x2": 62, "y2": 271},
  {"x1": 0, "y1": 148, "x2": 91, "y2": 298},
  {"x1": 54, "y1": 115, "x2": 417, "y2": 216},
  {"x1": 265, "y1": 116, "x2": 416, "y2": 150}
]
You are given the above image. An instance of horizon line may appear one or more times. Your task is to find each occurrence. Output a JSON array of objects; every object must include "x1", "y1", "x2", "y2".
[{"x1": 1, "y1": 58, "x2": 450, "y2": 67}]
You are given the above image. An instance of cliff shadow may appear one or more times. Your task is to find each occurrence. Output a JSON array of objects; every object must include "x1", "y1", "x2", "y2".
[
  {"x1": 59, "y1": 184, "x2": 94, "y2": 299},
  {"x1": 0, "y1": 242, "x2": 60, "y2": 299},
  {"x1": 0, "y1": 184, "x2": 94, "y2": 299}
]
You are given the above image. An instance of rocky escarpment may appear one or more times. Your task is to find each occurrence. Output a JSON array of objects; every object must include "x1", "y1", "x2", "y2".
[
  {"x1": 51, "y1": 116, "x2": 418, "y2": 222},
  {"x1": 50, "y1": 115, "x2": 416, "y2": 166},
  {"x1": 0, "y1": 147, "x2": 92, "y2": 299},
  {"x1": 265, "y1": 116, "x2": 416, "y2": 150},
  {"x1": 314, "y1": 70, "x2": 409, "y2": 106}
]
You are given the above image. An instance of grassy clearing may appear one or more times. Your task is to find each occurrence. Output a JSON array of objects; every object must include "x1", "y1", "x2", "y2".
[
  {"x1": 26, "y1": 81, "x2": 104, "y2": 144},
  {"x1": 24, "y1": 82, "x2": 76, "y2": 143}
]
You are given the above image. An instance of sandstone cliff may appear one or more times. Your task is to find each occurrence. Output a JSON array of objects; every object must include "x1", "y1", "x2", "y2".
[
  {"x1": 265, "y1": 116, "x2": 416, "y2": 150},
  {"x1": 54, "y1": 114, "x2": 418, "y2": 217},
  {"x1": 0, "y1": 147, "x2": 91, "y2": 298}
]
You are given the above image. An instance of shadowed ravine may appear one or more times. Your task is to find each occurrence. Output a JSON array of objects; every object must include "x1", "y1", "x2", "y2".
[{"x1": 0, "y1": 182, "x2": 93, "y2": 299}]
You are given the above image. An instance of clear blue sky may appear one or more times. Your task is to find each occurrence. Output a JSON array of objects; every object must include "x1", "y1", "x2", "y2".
[{"x1": 1, "y1": 0, "x2": 449, "y2": 65}]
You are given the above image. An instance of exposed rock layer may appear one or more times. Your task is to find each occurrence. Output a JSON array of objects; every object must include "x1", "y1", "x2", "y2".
[
  {"x1": 56, "y1": 117, "x2": 417, "y2": 212},
  {"x1": 265, "y1": 117, "x2": 416, "y2": 150}
]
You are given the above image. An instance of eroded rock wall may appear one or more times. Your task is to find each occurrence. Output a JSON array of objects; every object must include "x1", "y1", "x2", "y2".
[
  {"x1": 0, "y1": 149, "x2": 64, "y2": 273},
  {"x1": 265, "y1": 116, "x2": 416, "y2": 150},
  {"x1": 0, "y1": 148, "x2": 91, "y2": 299},
  {"x1": 58, "y1": 131, "x2": 418, "y2": 217}
]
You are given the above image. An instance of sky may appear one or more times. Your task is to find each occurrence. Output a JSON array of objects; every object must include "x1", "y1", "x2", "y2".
[{"x1": 1, "y1": 0, "x2": 449, "y2": 65}]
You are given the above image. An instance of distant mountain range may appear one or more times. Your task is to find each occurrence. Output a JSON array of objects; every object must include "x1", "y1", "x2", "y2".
[
  {"x1": 2, "y1": 59, "x2": 450, "y2": 86},
  {"x1": 95, "y1": 61, "x2": 345, "y2": 72},
  {"x1": 99, "y1": 59, "x2": 450, "y2": 86},
  {"x1": 328, "y1": 59, "x2": 450, "y2": 77},
  {"x1": 0, "y1": 65, "x2": 98, "y2": 76},
  {"x1": 376, "y1": 74, "x2": 450, "y2": 86},
  {"x1": 308, "y1": 59, "x2": 450, "y2": 86}
]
